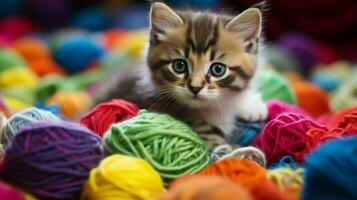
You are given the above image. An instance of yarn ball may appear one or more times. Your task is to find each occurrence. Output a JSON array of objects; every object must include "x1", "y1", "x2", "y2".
[
  {"x1": 292, "y1": 81, "x2": 330, "y2": 118},
  {"x1": 81, "y1": 154, "x2": 164, "y2": 200},
  {"x1": 11, "y1": 37, "x2": 50, "y2": 62},
  {"x1": 80, "y1": 99, "x2": 139, "y2": 137},
  {"x1": 71, "y1": 7, "x2": 110, "y2": 31},
  {"x1": 2, "y1": 121, "x2": 103, "y2": 200},
  {"x1": 0, "y1": 112, "x2": 7, "y2": 155},
  {"x1": 1, "y1": 86, "x2": 36, "y2": 105},
  {"x1": 2, "y1": 107, "x2": 60, "y2": 149},
  {"x1": 24, "y1": 0, "x2": 72, "y2": 27},
  {"x1": 257, "y1": 69, "x2": 297, "y2": 105},
  {"x1": 0, "y1": 181, "x2": 26, "y2": 200},
  {"x1": 114, "y1": 5, "x2": 149, "y2": 30},
  {"x1": 336, "y1": 111, "x2": 357, "y2": 137},
  {"x1": 2, "y1": 96, "x2": 31, "y2": 112},
  {"x1": 159, "y1": 175, "x2": 252, "y2": 200},
  {"x1": 302, "y1": 137, "x2": 357, "y2": 200},
  {"x1": 261, "y1": 44, "x2": 300, "y2": 73},
  {"x1": 0, "y1": 16, "x2": 36, "y2": 41},
  {"x1": 199, "y1": 159, "x2": 293, "y2": 200},
  {"x1": 267, "y1": 100, "x2": 310, "y2": 122},
  {"x1": 0, "y1": 68, "x2": 39, "y2": 88},
  {"x1": 269, "y1": 156, "x2": 299, "y2": 170},
  {"x1": 253, "y1": 113, "x2": 327, "y2": 164},
  {"x1": 0, "y1": 48, "x2": 25, "y2": 72},
  {"x1": 310, "y1": 75, "x2": 339, "y2": 92},
  {"x1": 314, "y1": 42, "x2": 338, "y2": 64},
  {"x1": 36, "y1": 75, "x2": 76, "y2": 101},
  {"x1": 330, "y1": 78, "x2": 357, "y2": 111},
  {"x1": 278, "y1": 32, "x2": 317, "y2": 75},
  {"x1": 101, "y1": 29, "x2": 128, "y2": 50},
  {"x1": 230, "y1": 119, "x2": 264, "y2": 147},
  {"x1": 28, "y1": 57, "x2": 65, "y2": 77},
  {"x1": 210, "y1": 145, "x2": 266, "y2": 167},
  {"x1": 0, "y1": 0, "x2": 22, "y2": 17},
  {"x1": 103, "y1": 110, "x2": 209, "y2": 184},
  {"x1": 54, "y1": 37, "x2": 104, "y2": 74},
  {"x1": 268, "y1": 168, "x2": 304, "y2": 199},
  {"x1": 46, "y1": 91, "x2": 92, "y2": 119}
]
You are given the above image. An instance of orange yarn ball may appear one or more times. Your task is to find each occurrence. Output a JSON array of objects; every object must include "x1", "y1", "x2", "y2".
[
  {"x1": 46, "y1": 91, "x2": 91, "y2": 119},
  {"x1": 292, "y1": 81, "x2": 330, "y2": 118},
  {"x1": 159, "y1": 175, "x2": 252, "y2": 200},
  {"x1": 199, "y1": 159, "x2": 293, "y2": 200},
  {"x1": 12, "y1": 37, "x2": 49, "y2": 62},
  {"x1": 28, "y1": 58, "x2": 65, "y2": 77},
  {"x1": 102, "y1": 29, "x2": 128, "y2": 50}
]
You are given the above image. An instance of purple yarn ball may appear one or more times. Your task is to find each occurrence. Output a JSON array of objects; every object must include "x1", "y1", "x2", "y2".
[
  {"x1": 2, "y1": 121, "x2": 103, "y2": 200},
  {"x1": 278, "y1": 32, "x2": 317, "y2": 75},
  {"x1": 25, "y1": 0, "x2": 72, "y2": 27}
]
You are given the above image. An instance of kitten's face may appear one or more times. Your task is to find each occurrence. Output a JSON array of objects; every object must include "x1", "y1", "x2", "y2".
[{"x1": 147, "y1": 3, "x2": 262, "y2": 109}]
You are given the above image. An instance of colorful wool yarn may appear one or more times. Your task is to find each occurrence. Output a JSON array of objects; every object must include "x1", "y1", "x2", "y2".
[
  {"x1": 28, "y1": 58, "x2": 65, "y2": 77},
  {"x1": 103, "y1": 110, "x2": 209, "y2": 184},
  {"x1": 0, "y1": 68, "x2": 39, "y2": 89},
  {"x1": 257, "y1": 68, "x2": 297, "y2": 105},
  {"x1": 46, "y1": 91, "x2": 92, "y2": 119},
  {"x1": 80, "y1": 99, "x2": 139, "y2": 137},
  {"x1": 268, "y1": 167, "x2": 304, "y2": 199},
  {"x1": 54, "y1": 37, "x2": 104, "y2": 74},
  {"x1": 330, "y1": 78, "x2": 357, "y2": 111},
  {"x1": 0, "y1": 48, "x2": 25, "y2": 72},
  {"x1": 11, "y1": 37, "x2": 50, "y2": 63},
  {"x1": 81, "y1": 154, "x2": 164, "y2": 200},
  {"x1": 199, "y1": 159, "x2": 293, "y2": 200},
  {"x1": 253, "y1": 113, "x2": 327, "y2": 164},
  {"x1": 2, "y1": 121, "x2": 103, "y2": 200},
  {"x1": 292, "y1": 81, "x2": 330, "y2": 118},
  {"x1": 261, "y1": 45, "x2": 300, "y2": 73},
  {"x1": 3, "y1": 107, "x2": 60, "y2": 148},
  {"x1": 302, "y1": 137, "x2": 357, "y2": 200},
  {"x1": 210, "y1": 145, "x2": 266, "y2": 167},
  {"x1": 0, "y1": 181, "x2": 27, "y2": 200},
  {"x1": 159, "y1": 175, "x2": 252, "y2": 200},
  {"x1": 267, "y1": 100, "x2": 310, "y2": 122},
  {"x1": 230, "y1": 119, "x2": 264, "y2": 147}
]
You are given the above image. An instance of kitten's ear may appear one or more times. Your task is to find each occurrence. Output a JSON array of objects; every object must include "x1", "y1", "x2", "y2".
[
  {"x1": 150, "y1": 2, "x2": 183, "y2": 34},
  {"x1": 225, "y1": 8, "x2": 262, "y2": 41}
]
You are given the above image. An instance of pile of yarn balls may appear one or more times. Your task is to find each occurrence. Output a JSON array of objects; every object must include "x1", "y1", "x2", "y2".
[{"x1": 0, "y1": 1, "x2": 357, "y2": 200}]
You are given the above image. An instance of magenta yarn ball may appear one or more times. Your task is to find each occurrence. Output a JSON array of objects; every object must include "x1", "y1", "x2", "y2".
[
  {"x1": 0, "y1": 181, "x2": 25, "y2": 200},
  {"x1": 267, "y1": 100, "x2": 310, "y2": 122}
]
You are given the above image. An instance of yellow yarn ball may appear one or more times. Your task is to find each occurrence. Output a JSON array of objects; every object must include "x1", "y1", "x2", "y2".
[
  {"x1": 3, "y1": 96, "x2": 32, "y2": 112},
  {"x1": 81, "y1": 154, "x2": 165, "y2": 200},
  {"x1": 267, "y1": 167, "x2": 304, "y2": 199},
  {"x1": 118, "y1": 30, "x2": 147, "y2": 59},
  {"x1": 0, "y1": 68, "x2": 39, "y2": 88},
  {"x1": 46, "y1": 91, "x2": 91, "y2": 119}
]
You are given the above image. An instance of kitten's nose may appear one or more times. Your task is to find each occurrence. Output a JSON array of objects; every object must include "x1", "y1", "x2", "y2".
[{"x1": 188, "y1": 85, "x2": 203, "y2": 95}]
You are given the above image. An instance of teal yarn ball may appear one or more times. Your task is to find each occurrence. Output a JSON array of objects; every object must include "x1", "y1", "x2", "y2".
[
  {"x1": 261, "y1": 44, "x2": 301, "y2": 73},
  {"x1": 229, "y1": 119, "x2": 264, "y2": 147},
  {"x1": 2, "y1": 107, "x2": 60, "y2": 150},
  {"x1": 0, "y1": 48, "x2": 25, "y2": 72},
  {"x1": 257, "y1": 68, "x2": 297, "y2": 104},
  {"x1": 103, "y1": 110, "x2": 210, "y2": 184}
]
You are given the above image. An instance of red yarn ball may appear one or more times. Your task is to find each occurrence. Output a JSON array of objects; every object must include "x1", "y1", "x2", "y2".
[
  {"x1": 80, "y1": 99, "x2": 139, "y2": 137},
  {"x1": 317, "y1": 107, "x2": 357, "y2": 128},
  {"x1": 253, "y1": 113, "x2": 327, "y2": 164},
  {"x1": 267, "y1": 100, "x2": 310, "y2": 122}
]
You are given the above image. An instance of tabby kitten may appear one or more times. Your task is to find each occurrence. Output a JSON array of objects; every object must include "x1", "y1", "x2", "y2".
[{"x1": 96, "y1": 2, "x2": 267, "y2": 149}]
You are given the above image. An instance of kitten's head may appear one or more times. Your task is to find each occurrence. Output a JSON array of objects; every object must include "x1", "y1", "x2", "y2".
[{"x1": 147, "y1": 2, "x2": 262, "y2": 109}]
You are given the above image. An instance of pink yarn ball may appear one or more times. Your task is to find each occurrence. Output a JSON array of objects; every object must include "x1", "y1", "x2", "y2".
[
  {"x1": 0, "y1": 181, "x2": 26, "y2": 200},
  {"x1": 0, "y1": 16, "x2": 36, "y2": 41},
  {"x1": 253, "y1": 112, "x2": 326, "y2": 164},
  {"x1": 267, "y1": 100, "x2": 311, "y2": 121}
]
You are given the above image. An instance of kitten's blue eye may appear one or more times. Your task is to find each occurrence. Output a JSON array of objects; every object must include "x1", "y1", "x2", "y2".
[
  {"x1": 172, "y1": 59, "x2": 188, "y2": 74},
  {"x1": 210, "y1": 63, "x2": 226, "y2": 77}
]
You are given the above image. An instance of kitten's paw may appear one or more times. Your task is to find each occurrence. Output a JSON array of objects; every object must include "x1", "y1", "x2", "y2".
[{"x1": 237, "y1": 99, "x2": 268, "y2": 122}]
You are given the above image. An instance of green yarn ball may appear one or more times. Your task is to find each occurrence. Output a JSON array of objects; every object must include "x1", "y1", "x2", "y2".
[
  {"x1": 103, "y1": 110, "x2": 210, "y2": 185},
  {"x1": 257, "y1": 68, "x2": 297, "y2": 104},
  {"x1": 0, "y1": 48, "x2": 25, "y2": 72}
]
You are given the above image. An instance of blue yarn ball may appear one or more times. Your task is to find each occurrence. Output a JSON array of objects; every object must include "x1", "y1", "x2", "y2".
[
  {"x1": 0, "y1": 0, "x2": 23, "y2": 17},
  {"x1": 54, "y1": 38, "x2": 103, "y2": 74},
  {"x1": 114, "y1": 5, "x2": 149, "y2": 30},
  {"x1": 268, "y1": 155, "x2": 299, "y2": 170},
  {"x1": 166, "y1": 0, "x2": 217, "y2": 8},
  {"x1": 229, "y1": 120, "x2": 264, "y2": 147},
  {"x1": 71, "y1": 7, "x2": 110, "y2": 31},
  {"x1": 310, "y1": 75, "x2": 340, "y2": 92},
  {"x1": 302, "y1": 137, "x2": 357, "y2": 200}
]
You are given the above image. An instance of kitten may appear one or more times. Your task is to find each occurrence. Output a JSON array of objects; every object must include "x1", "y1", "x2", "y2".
[{"x1": 95, "y1": 2, "x2": 268, "y2": 150}]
